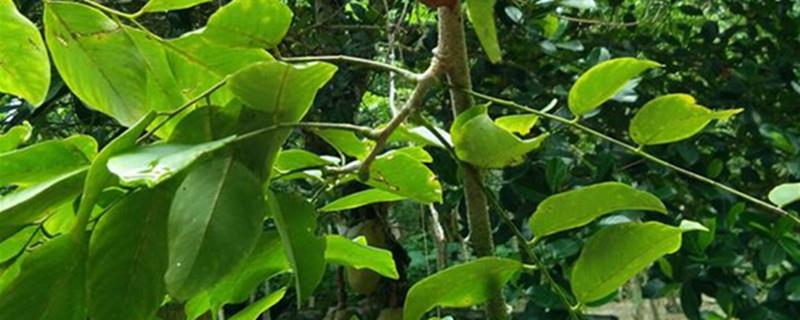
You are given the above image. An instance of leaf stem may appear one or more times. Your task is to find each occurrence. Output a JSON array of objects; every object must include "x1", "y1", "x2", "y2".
[
  {"x1": 234, "y1": 122, "x2": 379, "y2": 143},
  {"x1": 465, "y1": 89, "x2": 800, "y2": 226},
  {"x1": 281, "y1": 55, "x2": 421, "y2": 81},
  {"x1": 484, "y1": 187, "x2": 583, "y2": 320}
]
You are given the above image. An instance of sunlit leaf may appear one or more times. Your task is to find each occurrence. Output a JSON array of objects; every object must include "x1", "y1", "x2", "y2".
[
  {"x1": 568, "y1": 57, "x2": 661, "y2": 116},
  {"x1": 313, "y1": 128, "x2": 371, "y2": 159},
  {"x1": 629, "y1": 94, "x2": 743, "y2": 145},
  {"x1": 404, "y1": 257, "x2": 522, "y2": 320},
  {"x1": 529, "y1": 182, "x2": 666, "y2": 238},
  {"x1": 0, "y1": 226, "x2": 35, "y2": 263},
  {"x1": 166, "y1": 155, "x2": 265, "y2": 300},
  {"x1": 268, "y1": 192, "x2": 326, "y2": 303},
  {"x1": 0, "y1": 0, "x2": 50, "y2": 106},
  {"x1": 494, "y1": 114, "x2": 539, "y2": 135},
  {"x1": 0, "y1": 122, "x2": 32, "y2": 153},
  {"x1": 0, "y1": 135, "x2": 95, "y2": 187},
  {"x1": 572, "y1": 222, "x2": 682, "y2": 303},
  {"x1": 88, "y1": 187, "x2": 171, "y2": 320},
  {"x1": 365, "y1": 150, "x2": 442, "y2": 204},
  {"x1": 320, "y1": 189, "x2": 406, "y2": 212},
  {"x1": 139, "y1": 0, "x2": 212, "y2": 13},
  {"x1": 44, "y1": 2, "x2": 149, "y2": 126},
  {"x1": 0, "y1": 168, "x2": 86, "y2": 227},
  {"x1": 466, "y1": 0, "x2": 502, "y2": 63},
  {"x1": 325, "y1": 235, "x2": 399, "y2": 279},
  {"x1": 205, "y1": 0, "x2": 293, "y2": 48},
  {"x1": 452, "y1": 104, "x2": 547, "y2": 168},
  {"x1": 107, "y1": 136, "x2": 236, "y2": 188},
  {"x1": 229, "y1": 287, "x2": 287, "y2": 320},
  {"x1": 769, "y1": 183, "x2": 800, "y2": 207},
  {"x1": 273, "y1": 149, "x2": 336, "y2": 176}
]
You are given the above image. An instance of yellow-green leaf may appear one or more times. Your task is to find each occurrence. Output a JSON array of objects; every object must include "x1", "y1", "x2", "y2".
[
  {"x1": 629, "y1": 94, "x2": 743, "y2": 145},
  {"x1": 529, "y1": 182, "x2": 666, "y2": 238},
  {"x1": 325, "y1": 235, "x2": 399, "y2": 279},
  {"x1": 572, "y1": 222, "x2": 682, "y2": 303},
  {"x1": 568, "y1": 57, "x2": 661, "y2": 116},
  {"x1": 403, "y1": 257, "x2": 522, "y2": 320},
  {"x1": 320, "y1": 189, "x2": 406, "y2": 212},
  {"x1": 0, "y1": 0, "x2": 50, "y2": 106},
  {"x1": 205, "y1": 0, "x2": 293, "y2": 49},
  {"x1": 768, "y1": 183, "x2": 800, "y2": 207},
  {"x1": 139, "y1": 0, "x2": 212, "y2": 13},
  {"x1": 466, "y1": 0, "x2": 502, "y2": 63}
]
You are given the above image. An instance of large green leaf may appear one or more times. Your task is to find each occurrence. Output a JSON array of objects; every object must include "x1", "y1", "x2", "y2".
[
  {"x1": 139, "y1": 0, "x2": 212, "y2": 13},
  {"x1": 568, "y1": 57, "x2": 661, "y2": 116},
  {"x1": 268, "y1": 192, "x2": 326, "y2": 303},
  {"x1": 0, "y1": 168, "x2": 86, "y2": 227},
  {"x1": 0, "y1": 122, "x2": 32, "y2": 153},
  {"x1": 0, "y1": 226, "x2": 35, "y2": 263},
  {"x1": 466, "y1": 0, "x2": 501, "y2": 63},
  {"x1": 403, "y1": 257, "x2": 522, "y2": 320},
  {"x1": 365, "y1": 150, "x2": 442, "y2": 204},
  {"x1": 769, "y1": 183, "x2": 800, "y2": 207},
  {"x1": 528, "y1": 182, "x2": 666, "y2": 238},
  {"x1": 629, "y1": 94, "x2": 743, "y2": 145},
  {"x1": 451, "y1": 104, "x2": 547, "y2": 168},
  {"x1": 107, "y1": 136, "x2": 236, "y2": 188},
  {"x1": 198, "y1": 231, "x2": 290, "y2": 313},
  {"x1": 0, "y1": 236, "x2": 86, "y2": 320},
  {"x1": 571, "y1": 222, "x2": 682, "y2": 303},
  {"x1": 320, "y1": 189, "x2": 406, "y2": 212},
  {"x1": 205, "y1": 0, "x2": 293, "y2": 48},
  {"x1": 273, "y1": 149, "x2": 336, "y2": 176},
  {"x1": 0, "y1": 135, "x2": 95, "y2": 187},
  {"x1": 0, "y1": 0, "x2": 50, "y2": 106},
  {"x1": 229, "y1": 287, "x2": 287, "y2": 320},
  {"x1": 325, "y1": 235, "x2": 398, "y2": 279},
  {"x1": 88, "y1": 187, "x2": 171, "y2": 320},
  {"x1": 44, "y1": 1, "x2": 148, "y2": 126},
  {"x1": 166, "y1": 155, "x2": 265, "y2": 300},
  {"x1": 228, "y1": 61, "x2": 336, "y2": 179}
]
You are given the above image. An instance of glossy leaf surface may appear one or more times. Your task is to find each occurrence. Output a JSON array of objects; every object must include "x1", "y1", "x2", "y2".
[
  {"x1": 769, "y1": 183, "x2": 800, "y2": 207},
  {"x1": 529, "y1": 182, "x2": 667, "y2": 238},
  {"x1": 629, "y1": 94, "x2": 743, "y2": 145},
  {"x1": 325, "y1": 235, "x2": 399, "y2": 279},
  {"x1": 365, "y1": 150, "x2": 442, "y2": 204},
  {"x1": 568, "y1": 58, "x2": 661, "y2": 116},
  {"x1": 320, "y1": 189, "x2": 406, "y2": 212},
  {"x1": 139, "y1": 0, "x2": 212, "y2": 12},
  {"x1": 205, "y1": 0, "x2": 293, "y2": 48},
  {"x1": 572, "y1": 222, "x2": 682, "y2": 303},
  {"x1": 0, "y1": 0, "x2": 50, "y2": 106},
  {"x1": 466, "y1": 0, "x2": 501, "y2": 63}
]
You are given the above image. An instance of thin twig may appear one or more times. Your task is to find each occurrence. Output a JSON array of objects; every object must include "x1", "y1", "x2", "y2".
[
  {"x1": 465, "y1": 89, "x2": 800, "y2": 226},
  {"x1": 356, "y1": 62, "x2": 442, "y2": 180},
  {"x1": 560, "y1": 15, "x2": 639, "y2": 27},
  {"x1": 484, "y1": 187, "x2": 583, "y2": 320},
  {"x1": 282, "y1": 55, "x2": 421, "y2": 81}
]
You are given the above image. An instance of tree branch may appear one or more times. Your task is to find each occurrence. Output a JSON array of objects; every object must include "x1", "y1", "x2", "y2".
[
  {"x1": 466, "y1": 89, "x2": 800, "y2": 226},
  {"x1": 282, "y1": 55, "x2": 421, "y2": 81}
]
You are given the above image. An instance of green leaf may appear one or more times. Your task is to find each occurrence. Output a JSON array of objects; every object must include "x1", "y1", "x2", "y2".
[
  {"x1": 568, "y1": 57, "x2": 662, "y2": 116},
  {"x1": 229, "y1": 61, "x2": 336, "y2": 179},
  {"x1": 451, "y1": 105, "x2": 547, "y2": 168},
  {"x1": 325, "y1": 235, "x2": 399, "y2": 279},
  {"x1": 529, "y1": 182, "x2": 666, "y2": 238},
  {"x1": 44, "y1": 1, "x2": 149, "y2": 126},
  {"x1": 466, "y1": 0, "x2": 502, "y2": 63},
  {"x1": 0, "y1": 122, "x2": 32, "y2": 153},
  {"x1": 571, "y1": 222, "x2": 682, "y2": 303},
  {"x1": 0, "y1": 168, "x2": 86, "y2": 226},
  {"x1": 403, "y1": 257, "x2": 522, "y2": 320},
  {"x1": 0, "y1": 0, "x2": 50, "y2": 106},
  {"x1": 274, "y1": 149, "x2": 336, "y2": 176},
  {"x1": 139, "y1": 0, "x2": 212, "y2": 13},
  {"x1": 365, "y1": 150, "x2": 442, "y2": 204},
  {"x1": 768, "y1": 183, "x2": 800, "y2": 207},
  {"x1": 107, "y1": 136, "x2": 236, "y2": 188},
  {"x1": 313, "y1": 128, "x2": 371, "y2": 159},
  {"x1": 268, "y1": 192, "x2": 326, "y2": 303},
  {"x1": 629, "y1": 94, "x2": 743, "y2": 145},
  {"x1": 166, "y1": 155, "x2": 265, "y2": 300},
  {"x1": 679, "y1": 220, "x2": 710, "y2": 233},
  {"x1": 0, "y1": 135, "x2": 95, "y2": 187},
  {"x1": 0, "y1": 236, "x2": 86, "y2": 320},
  {"x1": 229, "y1": 61, "x2": 337, "y2": 114},
  {"x1": 494, "y1": 114, "x2": 539, "y2": 135},
  {"x1": 204, "y1": 231, "x2": 290, "y2": 310},
  {"x1": 321, "y1": 189, "x2": 406, "y2": 212},
  {"x1": 0, "y1": 226, "x2": 35, "y2": 263},
  {"x1": 229, "y1": 287, "x2": 287, "y2": 320},
  {"x1": 205, "y1": 0, "x2": 293, "y2": 48},
  {"x1": 72, "y1": 112, "x2": 157, "y2": 238},
  {"x1": 88, "y1": 187, "x2": 171, "y2": 320},
  {"x1": 168, "y1": 105, "x2": 242, "y2": 144}
]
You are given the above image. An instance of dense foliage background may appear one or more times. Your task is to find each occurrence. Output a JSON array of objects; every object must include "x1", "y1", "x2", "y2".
[{"x1": 3, "y1": 0, "x2": 800, "y2": 319}]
